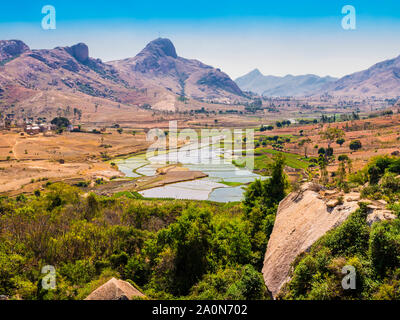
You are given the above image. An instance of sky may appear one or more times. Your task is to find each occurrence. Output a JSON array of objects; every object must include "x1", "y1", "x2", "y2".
[{"x1": 1, "y1": 1, "x2": 400, "y2": 79}]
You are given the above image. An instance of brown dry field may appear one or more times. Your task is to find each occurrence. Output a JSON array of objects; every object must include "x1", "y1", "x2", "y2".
[
  {"x1": 2, "y1": 111, "x2": 400, "y2": 196},
  {"x1": 256, "y1": 113, "x2": 400, "y2": 173},
  {"x1": 0, "y1": 128, "x2": 151, "y2": 195}
]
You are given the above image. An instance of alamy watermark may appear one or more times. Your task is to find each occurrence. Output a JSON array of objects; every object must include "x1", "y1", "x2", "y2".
[
  {"x1": 145, "y1": 121, "x2": 254, "y2": 174},
  {"x1": 342, "y1": 5, "x2": 356, "y2": 30},
  {"x1": 42, "y1": 5, "x2": 56, "y2": 30},
  {"x1": 41, "y1": 265, "x2": 56, "y2": 290},
  {"x1": 342, "y1": 265, "x2": 356, "y2": 290}
]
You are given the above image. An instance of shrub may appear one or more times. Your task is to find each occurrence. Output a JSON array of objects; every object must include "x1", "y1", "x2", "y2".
[
  {"x1": 349, "y1": 140, "x2": 362, "y2": 151},
  {"x1": 369, "y1": 220, "x2": 400, "y2": 277}
]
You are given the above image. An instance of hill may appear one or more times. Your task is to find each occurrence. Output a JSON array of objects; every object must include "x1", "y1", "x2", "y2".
[
  {"x1": 235, "y1": 69, "x2": 337, "y2": 97},
  {"x1": 320, "y1": 54, "x2": 400, "y2": 98}
]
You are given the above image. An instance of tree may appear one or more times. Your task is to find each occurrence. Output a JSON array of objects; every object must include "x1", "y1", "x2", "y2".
[
  {"x1": 320, "y1": 127, "x2": 345, "y2": 149},
  {"x1": 117, "y1": 128, "x2": 123, "y2": 134},
  {"x1": 336, "y1": 138, "x2": 345, "y2": 146},
  {"x1": 326, "y1": 147, "x2": 334, "y2": 157},
  {"x1": 244, "y1": 153, "x2": 288, "y2": 210},
  {"x1": 318, "y1": 154, "x2": 329, "y2": 185},
  {"x1": 319, "y1": 127, "x2": 345, "y2": 160},
  {"x1": 298, "y1": 138, "x2": 312, "y2": 158},
  {"x1": 157, "y1": 206, "x2": 213, "y2": 295},
  {"x1": 51, "y1": 117, "x2": 70, "y2": 129},
  {"x1": 349, "y1": 140, "x2": 362, "y2": 151},
  {"x1": 337, "y1": 155, "x2": 350, "y2": 189}
]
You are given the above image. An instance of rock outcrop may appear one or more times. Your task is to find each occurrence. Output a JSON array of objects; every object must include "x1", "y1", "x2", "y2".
[
  {"x1": 366, "y1": 209, "x2": 397, "y2": 226},
  {"x1": 140, "y1": 38, "x2": 178, "y2": 59},
  {"x1": 262, "y1": 183, "x2": 359, "y2": 299},
  {"x1": 110, "y1": 38, "x2": 244, "y2": 103},
  {"x1": 0, "y1": 40, "x2": 30, "y2": 63},
  {"x1": 85, "y1": 278, "x2": 145, "y2": 300},
  {"x1": 66, "y1": 43, "x2": 89, "y2": 63}
]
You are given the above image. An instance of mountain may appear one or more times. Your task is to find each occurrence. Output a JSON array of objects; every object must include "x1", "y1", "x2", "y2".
[
  {"x1": 109, "y1": 38, "x2": 244, "y2": 103},
  {"x1": 320, "y1": 54, "x2": 400, "y2": 98},
  {"x1": 235, "y1": 69, "x2": 337, "y2": 97},
  {"x1": 0, "y1": 40, "x2": 29, "y2": 64},
  {"x1": 0, "y1": 40, "x2": 160, "y2": 123},
  {"x1": 0, "y1": 38, "x2": 245, "y2": 121}
]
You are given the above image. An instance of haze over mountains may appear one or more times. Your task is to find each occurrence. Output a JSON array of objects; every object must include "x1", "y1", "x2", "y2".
[
  {"x1": 320, "y1": 54, "x2": 400, "y2": 98},
  {"x1": 235, "y1": 69, "x2": 337, "y2": 97},
  {"x1": 236, "y1": 53, "x2": 400, "y2": 99}
]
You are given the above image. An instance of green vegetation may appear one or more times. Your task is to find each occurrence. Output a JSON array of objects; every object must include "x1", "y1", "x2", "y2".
[
  {"x1": 51, "y1": 117, "x2": 71, "y2": 129},
  {"x1": 350, "y1": 140, "x2": 362, "y2": 151},
  {"x1": 219, "y1": 181, "x2": 244, "y2": 187},
  {"x1": 282, "y1": 155, "x2": 400, "y2": 299},
  {"x1": 256, "y1": 149, "x2": 312, "y2": 170},
  {"x1": 0, "y1": 155, "x2": 288, "y2": 300},
  {"x1": 281, "y1": 203, "x2": 400, "y2": 300}
]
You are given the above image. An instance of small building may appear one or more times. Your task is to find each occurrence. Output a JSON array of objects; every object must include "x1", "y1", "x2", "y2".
[
  {"x1": 39, "y1": 123, "x2": 55, "y2": 132},
  {"x1": 25, "y1": 124, "x2": 40, "y2": 135}
]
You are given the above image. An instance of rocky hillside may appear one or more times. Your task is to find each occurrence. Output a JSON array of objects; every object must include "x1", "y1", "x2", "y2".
[
  {"x1": 0, "y1": 40, "x2": 157, "y2": 122},
  {"x1": 262, "y1": 182, "x2": 396, "y2": 299},
  {"x1": 0, "y1": 41, "x2": 145, "y2": 102},
  {"x1": 0, "y1": 38, "x2": 246, "y2": 120},
  {"x1": 110, "y1": 38, "x2": 244, "y2": 103},
  {"x1": 319, "y1": 54, "x2": 400, "y2": 98},
  {"x1": 235, "y1": 69, "x2": 337, "y2": 97},
  {"x1": 0, "y1": 40, "x2": 29, "y2": 65}
]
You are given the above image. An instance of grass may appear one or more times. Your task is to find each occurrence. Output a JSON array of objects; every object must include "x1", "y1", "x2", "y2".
[
  {"x1": 113, "y1": 191, "x2": 144, "y2": 199},
  {"x1": 254, "y1": 154, "x2": 274, "y2": 171},
  {"x1": 253, "y1": 148, "x2": 312, "y2": 170},
  {"x1": 219, "y1": 181, "x2": 244, "y2": 187}
]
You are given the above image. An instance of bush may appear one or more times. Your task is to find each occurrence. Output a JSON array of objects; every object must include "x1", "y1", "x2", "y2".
[
  {"x1": 349, "y1": 140, "x2": 362, "y2": 151},
  {"x1": 369, "y1": 220, "x2": 400, "y2": 277}
]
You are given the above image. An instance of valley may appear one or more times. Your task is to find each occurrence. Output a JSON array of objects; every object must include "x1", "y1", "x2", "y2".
[{"x1": 3, "y1": 30, "x2": 400, "y2": 302}]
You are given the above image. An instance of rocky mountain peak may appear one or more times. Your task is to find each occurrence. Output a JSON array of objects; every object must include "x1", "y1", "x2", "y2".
[
  {"x1": 140, "y1": 38, "x2": 178, "y2": 59},
  {"x1": 0, "y1": 40, "x2": 30, "y2": 62},
  {"x1": 249, "y1": 68, "x2": 263, "y2": 77},
  {"x1": 66, "y1": 43, "x2": 89, "y2": 63}
]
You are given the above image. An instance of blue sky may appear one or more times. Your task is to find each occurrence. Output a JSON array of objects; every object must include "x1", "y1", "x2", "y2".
[{"x1": 1, "y1": 1, "x2": 400, "y2": 78}]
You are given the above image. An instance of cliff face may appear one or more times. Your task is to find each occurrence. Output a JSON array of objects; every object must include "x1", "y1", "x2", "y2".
[{"x1": 262, "y1": 183, "x2": 360, "y2": 299}]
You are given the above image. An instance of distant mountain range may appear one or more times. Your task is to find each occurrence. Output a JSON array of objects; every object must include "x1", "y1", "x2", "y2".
[
  {"x1": 320, "y1": 54, "x2": 400, "y2": 98},
  {"x1": 2, "y1": 36, "x2": 400, "y2": 123},
  {"x1": 235, "y1": 69, "x2": 337, "y2": 97},
  {"x1": 0, "y1": 38, "x2": 244, "y2": 120},
  {"x1": 237, "y1": 53, "x2": 400, "y2": 99}
]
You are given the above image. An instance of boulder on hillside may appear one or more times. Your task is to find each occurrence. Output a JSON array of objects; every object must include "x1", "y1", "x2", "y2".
[
  {"x1": 66, "y1": 43, "x2": 89, "y2": 63},
  {"x1": 262, "y1": 183, "x2": 359, "y2": 299},
  {"x1": 85, "y1": 278, "x2": 145, "y2": 300},
  {"x1": 366, "y1": 210, "x2": 397, "y2": 226}
]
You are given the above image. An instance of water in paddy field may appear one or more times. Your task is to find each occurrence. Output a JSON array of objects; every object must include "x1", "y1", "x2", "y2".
[{"x1": 115, "y1": 138, "x2": 268, "y2": 202}]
